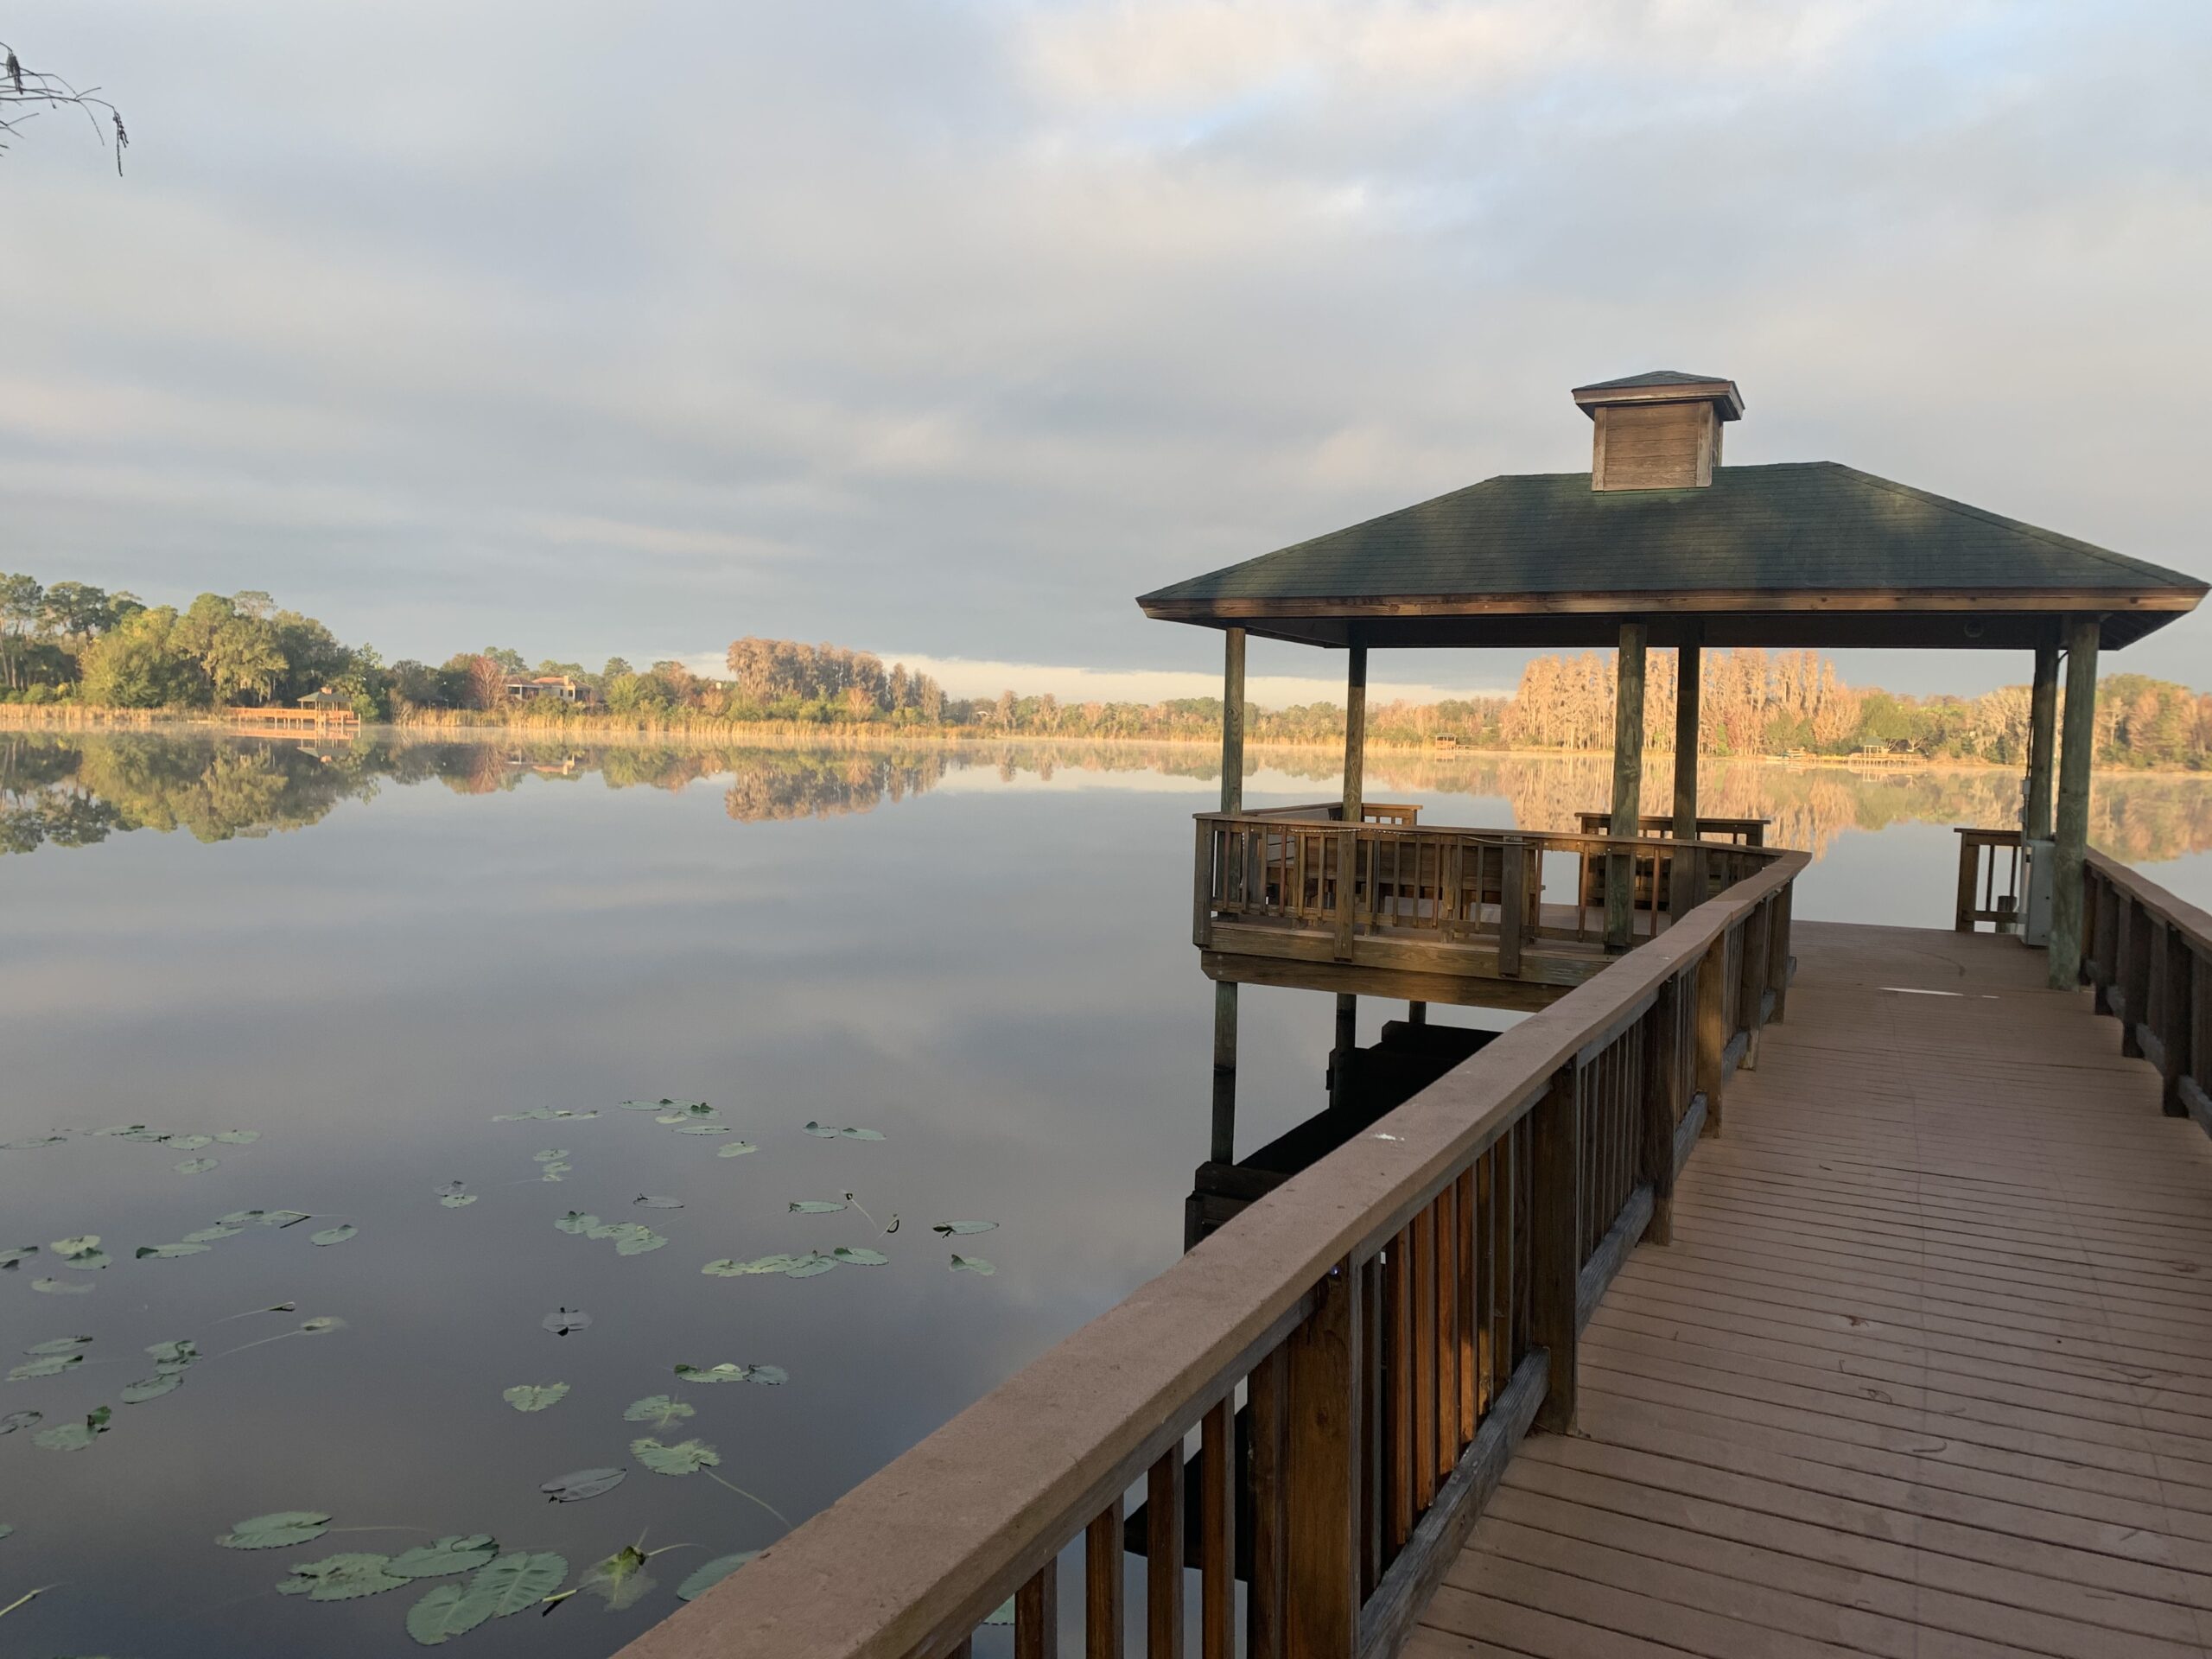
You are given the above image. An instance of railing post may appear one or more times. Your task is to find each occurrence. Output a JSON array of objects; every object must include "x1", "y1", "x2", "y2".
[
  {"x1": 1529, "y1": 1065, "x2": 1581, "y2": 1434},
  {"x1": 1193, "y1": 820, "x2": 1215, "y2": 950},
  {"x1": 1694, "y1": 934, "x2": 1726, "y2": 1136},
  {"x1": 2123, "y1": 898, "x2": 2151, "y2": 1058},
  {"x1": 1955, "y1": 835, "x2": 1978, "y2": 932},
  {"x1": 1497, "y1": 838, "x2": 1525, "y2": 978},
  {"x1": 1767, "y1": 881, "x2": 1793, "y2": 1024},
  {"x1": 1283, "y1": 1260, "x2": 1361, "y2": 1659},
  {"x1": 1737, "y1": 899, "x2": 1770, "y2": 1071},
  {"x1": 1333, "y1": 827, "x2": 1357, "y2": 962},
  {"x1": 2157, "y1": 923, "x2": 2190, "y2": 1119},
  {"x1": 1643, "y1": 975, "x2": 1683, "y2": 1246}
]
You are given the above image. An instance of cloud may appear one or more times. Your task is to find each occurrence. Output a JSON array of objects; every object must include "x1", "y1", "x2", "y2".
[{"x1": 0, "y1": 0, "x2": 2206, "y2": 695}]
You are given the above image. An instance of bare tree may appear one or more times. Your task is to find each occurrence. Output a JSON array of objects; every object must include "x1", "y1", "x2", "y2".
[{"x1": 2, "y1": 38, "x2": 127, "y2": 173}]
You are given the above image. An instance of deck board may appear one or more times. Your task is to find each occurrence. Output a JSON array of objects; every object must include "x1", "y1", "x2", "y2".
[{"x1": 1414, "y1": 921, "x2": 2212, "y2": 1658}]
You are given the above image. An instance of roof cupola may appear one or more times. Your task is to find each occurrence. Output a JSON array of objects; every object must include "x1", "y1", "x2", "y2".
[{"x1": 1572, "y1": 370, "x2": 1743, "y2": 492}]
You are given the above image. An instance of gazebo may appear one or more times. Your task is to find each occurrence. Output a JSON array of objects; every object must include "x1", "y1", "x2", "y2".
[{"x1": 1139, "y1": 371, "x2": 2205, "y2": 1178}]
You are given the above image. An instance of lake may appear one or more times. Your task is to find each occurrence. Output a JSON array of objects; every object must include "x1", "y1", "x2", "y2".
[{"x1": 4, "y1": 730, "x2": 2211, "y2": 1656}]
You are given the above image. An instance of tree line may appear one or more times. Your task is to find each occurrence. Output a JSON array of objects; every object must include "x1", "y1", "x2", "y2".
[{"x1": 4, "y1": 570, "x2": 2208, "y2": 768}]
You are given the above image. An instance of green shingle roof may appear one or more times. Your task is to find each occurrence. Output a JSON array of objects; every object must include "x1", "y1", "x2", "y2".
[{"x1": 1136, "y1": 462, "x2": 2203, "y2": 652}]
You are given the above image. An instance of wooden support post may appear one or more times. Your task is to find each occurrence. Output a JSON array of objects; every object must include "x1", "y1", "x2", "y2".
[
  {"x1": 1670, "y1": 638, "x2": 1702, "y2": 918},
  {"x1": 1330, "y1": 995, "x2": 1357, "y2": 1112},
  {"x1": 1210, "y1": 982, "x2": 1238, "y2": 1166},
  {"x1": 1955, "y1": 838, "x2": 1980, "y2": 934},
  {"x1": 2025, "y1": 639, "x2": 2058, "y2": 842},
  {"x1": 1694, "y1": 936, "x2": 1726, "y2": 1135},
  {"x1": 1498, "y1": 839, "x2": 1526, "y2": 978},
  {"x1": 1211, "y1": 630, "x2": 1246, "y2": 1167},
  {"x1": 1605, "y1": 623, "x2": 1648, "y2": 952},
  {"x1": 1283, "y1": 1261, "x2": 1361, "y2": 1659},
  {"x1": 2050, "y1": 617, "x2": 2101, "y2": 989},
  {"x1": 1529, "y1": 1066, "x2": 1581, "y2": 1433},
  {"x1": 1408, "y1": 1001, "x2": 1427, "y2": 1025},
  {"x1": 1643, "y1": 975, "x2": 1683, "y2": 1245},
  {"x1": 1329, "y1": 635, "x2": 1368, "y2": 1118}
]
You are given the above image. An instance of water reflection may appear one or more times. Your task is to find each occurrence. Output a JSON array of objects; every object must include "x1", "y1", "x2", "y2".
[{"x1": 7, "y1": 730, "x2": 2212, "y2": 868}]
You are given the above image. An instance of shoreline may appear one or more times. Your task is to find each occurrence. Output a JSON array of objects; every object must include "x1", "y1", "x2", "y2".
[{"x1": 3, "y1": 707, "x2": 2209, "y2": 777}]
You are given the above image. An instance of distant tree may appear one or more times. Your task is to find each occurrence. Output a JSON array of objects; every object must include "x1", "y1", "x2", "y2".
[
  {"x1": 0, "y1": 573, "x2": 43, "y2": 690},
  {"x1": 38, "y1": 581, "x2": 119, "y2": 640},
  {"x1": 602, "y1": 656, "x2": 633, "y2": 683},
  {"x1": 994, "y1": 689, "x2": 1017, "y2": 728},
  {"x1": 483, "y1": 646, "x2": 527, "y2": 675},
  {"x1": 78, "y1": 606, "x2": 202, "y2": 707},
  {"x1": 175, "y1": 594, "x2": 285, "y2": 704},
  {"x1": 465, "y1": 655, "x2": 508, "y2": 710}
]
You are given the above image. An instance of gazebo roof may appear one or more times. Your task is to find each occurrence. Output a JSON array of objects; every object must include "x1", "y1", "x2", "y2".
[{"x1": 1137, "y1": 460, "x2": 2205, "y2": 652}]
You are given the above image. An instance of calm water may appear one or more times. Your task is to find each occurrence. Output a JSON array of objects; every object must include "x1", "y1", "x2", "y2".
[{"x1": 4, "y1": 731, "x2": 2210, "y2": 1657}]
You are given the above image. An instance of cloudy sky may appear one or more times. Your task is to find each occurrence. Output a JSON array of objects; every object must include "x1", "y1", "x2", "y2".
[{"x1": 3, "y1": 0, "x2": 2208, "y2": 703}]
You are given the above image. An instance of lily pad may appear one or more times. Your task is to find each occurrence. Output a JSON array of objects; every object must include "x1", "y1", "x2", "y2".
[
  {"x1": 932, "y1": 1221, "x2": 999, "y2": 1236},
  {"x1": 31, "y1": 1277, "x2": 93, "y2": 1295},
  {"x1": 502, "y1": 1382, "x2": 569, "y2": 1413},
  {"x1": 715, "y1": 1141, "x2": 760, "y2": 1158},
  {"x1": 950, "y1": 1254, "x2": 996, "y2": 1275},
  {"x1": 633, "y1": 1195, "x2": 683, "y2": 1210},
  {"x1": 673, "y1": 1124, "x2": 729, "y2": 1135},
  {"x1": 541, "y1": 1307, "x2": 592, "y2": 1336},
  {"x1": 1, "y1": 1135, "x2": 67, "y2": 1150},
  {"x1": 0, "y1": 1246, "x2": 38, "y2": 1270},
  {"x1": 120, "y1": 1372, "x2": 183, "y2": 1403},
  {"x1": 219, "y1": 1510, "x2": 333, "y2": 1549},
  {"x1": 135, "y1": 1243, "x2": 212, "y2": 1259},
  {"x1": 787, "y1": 1200, "x2": 845, "y2": 1215},
  {"x1": 804, "y1": 1121, "x2": 884, "y2": 1140},
  {"x1": 182, "y1": 1224, "x2": 244, "y2": 1243},
  {"x1": 702, "y1": 1255, "x2": 799, "y2": 1276},
  {"x1": 632, "y1": 1435, "x2": 720, "y2": 1475},
  {"x1": 391, "y1": 1535, "x2": 499, "y2": 1579},
  {"x1": 677, "y1": 1551, "x2": 759, "y2": 1601},
  {"x1": 832, "y1": 1246, "x2": 889, "y2": 1266},
  {"x1": 539, "y1": 1165, "x2": 570, "y2": 1182},
  {"x1": 279, "y1": 1551, "x2": 408, "y2": 1600},
  {"x1": 52, "y1": 1236, "x2": 108, "y2": 1269},
  {"x1": 438, "y1": 1193, "x2": 478, "y2": 1209},
  {"x1": 8, "y1": 1353, "x2": 83, "y2": 1381},
  {"x1": 540, "y1": 1467, "x2": 624, "y2": 1503},
  {"x1": 623, "y1": 1394, "x2": 695, "y2": 1427},
  {"x1": 174, "y1": 1157, "x2": 220, "y2": 1175},
  {"x1": 674, "y1": 1362, "x2": 785, "y2": 1387},
  {"x1": 553, "y1": 1212, "x2": 600, "y2": 1236},
  {"x1": 1, "y1": 1410, "x2": 42, "y2": 1434},
  {"x1": 35, "y1": 1407, "x2": 110, "y2": 1451},
  {"x1": 618, "y1": 1098, "x2": 682, "y2": 1111},
  {"x1": 257, "y1": 1208, "x2": 313, "y2": 1227},
  {"x1": 406, "y1": 1581, "x2": 493, "y2": 1645},
  {"x1": 532, "y1": 1149, "x2": 570, "y2": 1163},
  {"x1": 146, "y1": 1339, "x2": 200, "y2": 1371},
  {"x1": 170, "y1": 1135, "x2": 213, "y2": 1151},
  {"x1": 611, "y1": 1227, "x2": 666, "y2": 1257},
  {"x1": 785, "y1": 1251, "x2": 840, "y2": 1278},
  {"x1": 310, "y1": 1224, "x2": 358, "y2": 1247},
  {"x1": 25, "y1": 1337, "x2": 92, "y2": 1356},
  {"x1": 461, "y1": 1549, "x2": 569, "y2": 1615},
  {"x1": 298, "y1": 1315, "x2": 346, "y2": 1335},
  {"x1": 214, "y1": 1129, "x2": 261, "y2": 1144}
]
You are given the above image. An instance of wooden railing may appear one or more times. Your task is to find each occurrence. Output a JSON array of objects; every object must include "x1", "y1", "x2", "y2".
[
  {"x1": 1571, "y1": 811, "x2": 1769, "y2": 848},
  {"x1": 1197, "y1": 815, "x2": 1784, "y2": 969},
  {"x1": 617, "y1": 851, "x2": 1805, "y2": 1659},
  {"x1": 1254, "y1": 802, "x2": 1423, "y2": 827},
  {"x1": 1954, "y1": 827, "x2": 2025, "y2": 933},
  {"x1": 2082, "y1": 852, "x2": 2209, "y2": 1129}
]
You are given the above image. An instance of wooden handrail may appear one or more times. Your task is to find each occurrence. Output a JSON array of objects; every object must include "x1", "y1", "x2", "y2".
[
  {"x1": 2081, "y1": 851, "x2": 2210, "y2": 1128},
  {"x1": 618, "y1": 849, "x2": 1808, "y2": 1659}
]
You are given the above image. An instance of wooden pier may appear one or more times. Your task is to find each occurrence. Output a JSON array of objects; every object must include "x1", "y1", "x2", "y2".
[
  {"x1": 614, "y1": 368, "x2": 2209, "y2": 1659},
  {"x1": 1415, "y1": 912, "x2": 2212, "y2": 1659}
]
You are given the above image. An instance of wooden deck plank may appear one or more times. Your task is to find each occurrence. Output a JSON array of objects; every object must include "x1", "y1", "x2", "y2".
[{"x1": 1414, "y1": 921, "x2": 2212, "y2": 1659}]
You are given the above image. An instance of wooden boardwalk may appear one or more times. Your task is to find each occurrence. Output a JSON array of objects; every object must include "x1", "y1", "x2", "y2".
[{"x1": 1414, "y1": 920, "x2": 2212, "y2": 1659}]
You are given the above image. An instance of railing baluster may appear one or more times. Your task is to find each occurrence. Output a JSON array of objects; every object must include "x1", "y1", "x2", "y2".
[
  {"x1": 1147, "y1": 1447, "x2": 1183, "y2": 1659},
  {"x1": 1283, "y1": 1261, "x2": 1360, "y2": 1659},
  {"x1": 1530, "y1": 1065, "x2": 1580, "y2": 1433},
  {"x1": 1386, "y1": 1227, "x2": 1413, "y2": 1553},
  {"x1": 1248, "y1": 1350, "x2": 1287, "y2": 1659},
  {"x1": 1199, "y1": 1399, "x2": 1232, "y2": 1659},
  {"x1": 1411, "y1": 1206, "x2": 1438, "y2": 1514},
  {"x1": 1434, "y1": 1180, "x2": 1459, "y2": 1478},
  {"x1": 1455, "y1": 1165, "x2": 1477, "y2": 1448},
  {"x1": 1085, "y1": 1498, "x2": 1123, "y2": 1659},
  {"x1": 1017, "y1": 1558, "x2": 1059, "y2": 1659}
]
